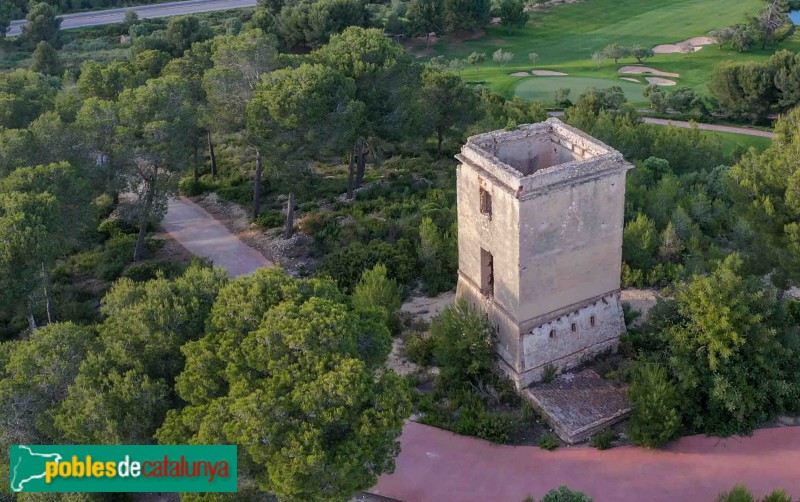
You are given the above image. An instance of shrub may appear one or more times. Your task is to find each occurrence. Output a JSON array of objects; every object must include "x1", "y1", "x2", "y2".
[
  {"x1": 317, "y1": 239, "x2": 417, "y2": 293},
  {"x1": 538, "y1": 432, "x2": 560, "y2": 450},
  {"x1": 522, "y1": 400, "x2": 538, "y2": 422},
  {"x1": 716, "y1": 485, "x2": 756, "y2": 502},
  {"x1": 97, "y1": 218, "x2": 138, "y2": 238},
  {"x1": 715, "y1": 484, "x2": 794, "y2": 502},
  {"x1": 627, "y1": 364, "x2": 681, "y2": 448},
  {"x1": 430, "y1": 297, "x2": 497, "y2": 386},
  {"x1": 254, "y1": 211, "x2": 284, "y2": 230},
  {"x1": 541, "y1": 364, "x2": 557, "y2": 383},
  {"x1": 404, "y1": 333, "x2": 435, "y2": 366},
  {"x1": 588, "y1": 428, "x2": 615, "y2": 450},
  {"x1": 178, "y1": 176, "x2": 211, "y2": 196},
  {"x1": 621, "y1": 302, "x2": 640, "y2": 328},
  {"x1": 121, "y1": 260, "x2": 186, "y2": 282},
  {"x1": 540, "y1": 486, "x2": 593, "y2": 502},
  {"x1": 352, "y1": 263, "x2": 402, "y2": 320},
  {"x1": 761, "y1": 489, "x2": 794, "y2": 502},
  {"x1": 98, "y1": 234, "x2": 137, "y2": 280},
  {"x1": 494, "y1": 375, "x2": 521, "y2": 407},
  {"x1": 93, "y1": 194, "x2": 115, "y2": 219},
  {"x1": 475, "y1": 412, "x2": 512, "y2": 443},
  {"x1": 51, "y1": 264, "x2": 73, "y2": 285}
]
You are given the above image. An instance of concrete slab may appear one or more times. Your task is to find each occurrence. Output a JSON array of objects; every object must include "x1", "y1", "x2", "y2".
[{"x1": 524, "y1": 369, "x2": 629, "y2": 443}]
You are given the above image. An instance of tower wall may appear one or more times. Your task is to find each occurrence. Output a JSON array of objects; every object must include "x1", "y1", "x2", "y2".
[{"x1": 455, "y1": 119, "x2": 634, "y2": 388}]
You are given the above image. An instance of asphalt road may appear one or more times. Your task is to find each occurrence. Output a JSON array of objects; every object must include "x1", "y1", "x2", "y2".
[
  {"x1": 6, "y1": 0, "x2": 257, "y2": 37},
  {"x1": 547, "y1": 111, "x2": 776, "y2": 138}
]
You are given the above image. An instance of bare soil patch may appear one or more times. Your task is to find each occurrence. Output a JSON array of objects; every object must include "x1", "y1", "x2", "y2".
[
  {"x1": 618, "y1": 66, "x2": 680, "y2": 78},
  {"x1": 401, "y1": 290, "x2": 455, "y2": 322},
  {"x1": 620, "y1": 288, "x2": 659, "y2": 326},
  {"x1": 510, "y1": 71, "x2": 530, "y2": 77},
  {"x1": 387, "y1": 338, "x2": 420, "y2": 376}
]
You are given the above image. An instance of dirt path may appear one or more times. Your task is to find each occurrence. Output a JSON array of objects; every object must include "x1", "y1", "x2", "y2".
[
  {"x1": 161, "y1": 197, "x2": 272, "y2": 277},
  {"x1": 370, "y1": 422, "x2": 800, "y2": 502}
]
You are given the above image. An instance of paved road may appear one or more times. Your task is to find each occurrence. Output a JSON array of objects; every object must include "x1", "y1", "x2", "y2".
[
  {"x1": 370, "y1": 422, "x2": 800, "y2": 502},
  {"x1": 161, "y1": 196, "x2": 271, "y2": 277},
  {"x1": 641, "y1": 117, "x2": 777, "y2": 138},
  {"x1": 547, "y1": 111, "x2": 776, "y2": 138},
  {"x1": 6, "y1": 0, "x2": 257, "y2": 37}
]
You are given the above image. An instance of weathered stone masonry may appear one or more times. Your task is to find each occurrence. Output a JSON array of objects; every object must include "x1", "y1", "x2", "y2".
[{"x1": 455, "y1": 118, "x2": 634, "y2": 388}]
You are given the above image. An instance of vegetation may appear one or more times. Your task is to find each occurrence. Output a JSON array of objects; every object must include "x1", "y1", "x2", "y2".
[
  {"x1": 0, "y1": 266, "x2": 409, "y2": 499},
  {"x1": 422, "y1": 0, "x2": 777, "y2": 103},
  {"x1": 717, "y1": 485, "x2": 795, "y2": 502},
  {"x1": 626, "y1": 365, "x2": 681, "y2": 447},
  {"x1": 588, "y1": 428, "x2": 616, "y2": 450},
  {"x1": 539, "y1": 487, "x2": 593, "y2": 502},
  {"x1": 538, "y1": 432, "x2": 560, "y2": 451},
  {"x1": 1, "y1": 1, "x2": 800, "y2": 497}
]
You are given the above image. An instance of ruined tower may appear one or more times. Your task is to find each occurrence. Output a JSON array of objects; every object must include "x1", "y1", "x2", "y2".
[{"x1": 455, "y1": 118, "x2": 634, "y2": 388}]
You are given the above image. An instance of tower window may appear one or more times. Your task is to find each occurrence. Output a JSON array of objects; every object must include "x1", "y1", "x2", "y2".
[
  {"x1": 480, "y1": 248, "x2": 494, "y2": 297},
  {"x1": 549, "y1": 329, "x2": 556, "y2": 338},
  {"x1": 479, "y1": 187, "x2": 492, "y2": 218},
  {"x1": 571, "y1": 322, "x2": 577, "y2": 332},
  {"x1": 590, "y1": 315, "x2": 596, "y2": 327}
]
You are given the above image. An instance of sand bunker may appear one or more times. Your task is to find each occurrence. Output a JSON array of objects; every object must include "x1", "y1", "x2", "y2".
[
  {"x1": 653, "y1": 36, "x2": 713, "y2": 54},
  {"x1": 510, "y1": 72, "x2": 531, "y2": 77},
  {"x1": 531, "y1": 70, "x2": 568, "y2": 76},
  {"x1": 619, "y1": 66, "x2": 680, "y2": 78},
  {"x1": 620, "y1": 77, "x2": 640, "y2": 83},
  {"x1": 646, "y1": 77, "x2": 676, "y2": 86}
]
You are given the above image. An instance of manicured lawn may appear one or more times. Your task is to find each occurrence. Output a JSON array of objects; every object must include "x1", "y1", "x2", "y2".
[
  {"x1": 514, "y1": 76, "x2": 645, "y2": 104},
  {"x1": 700, "y1": 130, "x2": 773, "y2": 156},
  {"x1": 430, "y1": 0, "x2": 800, "y2": 104}
]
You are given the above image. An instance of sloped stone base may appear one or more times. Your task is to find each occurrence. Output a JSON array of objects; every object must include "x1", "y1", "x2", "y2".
[{"x1": 523, "y1": 369, "x2": 630, "y2": 444}]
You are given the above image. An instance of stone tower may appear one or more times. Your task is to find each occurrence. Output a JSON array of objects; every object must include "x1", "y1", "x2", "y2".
[{"x1": 455, "y1": 118, "x2": 634, "y2": 388}]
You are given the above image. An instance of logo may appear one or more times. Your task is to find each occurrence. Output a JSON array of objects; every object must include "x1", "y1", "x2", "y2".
[{"x1": 10, "y1": 445, "x2": 237, "y2": 493}]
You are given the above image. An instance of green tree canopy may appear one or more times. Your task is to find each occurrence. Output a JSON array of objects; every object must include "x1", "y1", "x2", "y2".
[
  {"x1": 31, "y1": 41, "x2": 62, "y2": 76},
  {"x1": 54, "y1": 264, "x2": 227, "y2": 443},
  {"x1": 654, "y1": 255, "x2": 799, "y2": 435},
  {"x1": 165, "y1": 15, "x2": 213, "y2": 56},
  {"x1": 0, "y1": 323, "x2": 95, "y2": 444},
  {"x1": 731, "y1": 107, "x2": 800, "y2": 285},
  {"x1": 419, "y1": 68, "x2": 480, "y2": 156},
  {"x1": 158, "y1": 269, "x2": 408, "y2": 502},
  {"x1": 0, "y1": 162, "x2": 92, "y2": 325},
  {"x1": 407, "y1": 0, "x2": 444, "y2": 38},
  {"x1": 115, "y1": 76, "x2": 198, "y2": 260},
  {"x1": 0, "y1": 69, "x2": 60, "y2": 130},
  {"x1": 22, "y1": 2, "x2": 62, "y2": 48}
]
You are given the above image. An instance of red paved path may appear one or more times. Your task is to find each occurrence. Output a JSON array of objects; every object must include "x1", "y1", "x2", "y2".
[{"x1": 370, "y1": 422, "x2": 800, "y2": 502}]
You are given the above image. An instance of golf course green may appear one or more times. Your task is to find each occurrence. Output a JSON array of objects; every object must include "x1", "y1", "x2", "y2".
[
  {"x1": 514, "y1": 76, "x2": 646, "y2": 103},
  {"x1": 427, "y1": 0, "x2": 800, "y2": 106}
]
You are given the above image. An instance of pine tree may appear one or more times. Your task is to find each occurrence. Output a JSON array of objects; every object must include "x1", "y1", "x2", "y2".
[
  {"x1": 31, "y1": 41, "x2": 62, "y2": 76},
  {"x1": 626, "y1": 364, "x2": 682, "y2": 448}
]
